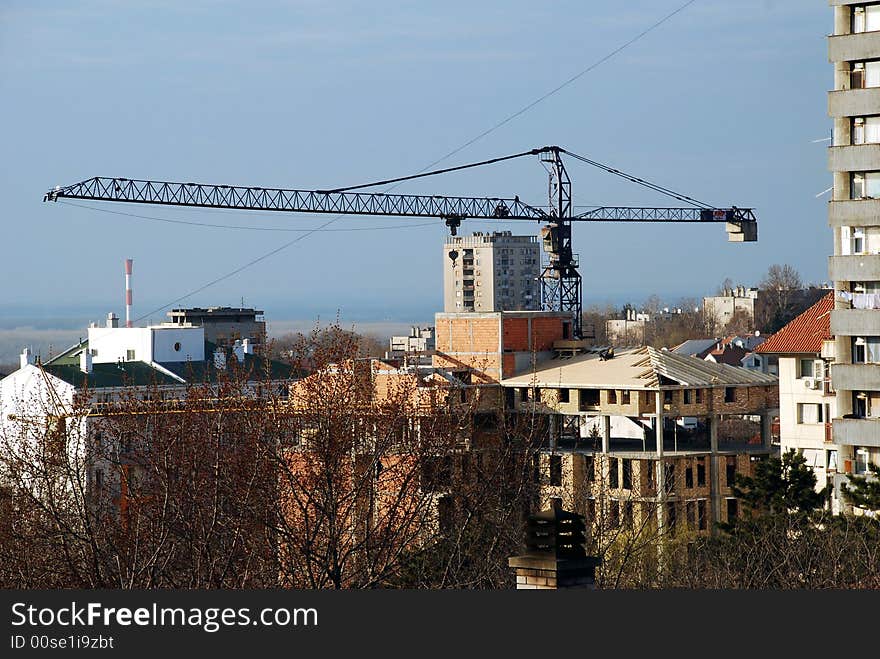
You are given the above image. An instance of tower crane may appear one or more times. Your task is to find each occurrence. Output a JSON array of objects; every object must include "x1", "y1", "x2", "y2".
[{"x1": 44, "y1": 145, "x2": 757, "y2": 338}]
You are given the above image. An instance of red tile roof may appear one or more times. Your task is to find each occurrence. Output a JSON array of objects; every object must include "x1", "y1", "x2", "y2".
[{"x1": 755, "y1": 292, "x2": 834, "y2": 355}]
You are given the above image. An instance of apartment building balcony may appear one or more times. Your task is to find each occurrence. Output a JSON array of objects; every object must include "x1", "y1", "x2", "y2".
[
  {"x1": 831, "y1": 309, "x2": 880, "y2": 335},
  {"x1": 828, "y1": 254, "x2": 880, "y2": 281},
  {"x1": 829, "y1": 143, "x2": 880, "y2": 171},
  {"x1": 829, "y1": 30, "x2": 880, "y2": 63},
  {"x1": 828, "y1": 198, "x2": 880, "y2": 226},
  {"x1": 829, "y1": 87, "x2": 880, "y2": 117},
  {"x1": 830, "y1": 362, "x2": 880, "y2": 390},
  {"x1": 832, "y1": 416, "x2": 880, "y2": 447}
]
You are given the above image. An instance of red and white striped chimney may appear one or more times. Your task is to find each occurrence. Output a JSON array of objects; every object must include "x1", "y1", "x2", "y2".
[{"x1": 124, "y1": 258, "x2": 133, "y2": 328}]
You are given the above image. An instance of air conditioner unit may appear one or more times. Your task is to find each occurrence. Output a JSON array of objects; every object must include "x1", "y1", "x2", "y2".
[{"x1": 803, "y1": 377, "x2": 816, "y2": 389}]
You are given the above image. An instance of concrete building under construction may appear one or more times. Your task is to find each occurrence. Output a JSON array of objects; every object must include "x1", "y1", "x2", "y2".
[{"x1": 430, "y1": 310, "x2": 779, "y2": 536}]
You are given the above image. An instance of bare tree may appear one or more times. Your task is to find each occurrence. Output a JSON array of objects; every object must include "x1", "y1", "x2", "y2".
[{"x1": 757, "y1": 264, "x2": 803, "y2": 332}]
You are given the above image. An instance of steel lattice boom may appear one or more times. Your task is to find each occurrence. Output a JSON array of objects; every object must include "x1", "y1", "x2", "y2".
[
  {"x1": 43, "y1": 146, "x2": 759, "y2": 338},
  {"x1": 42, "y1": 176, "x2": 755, "y2": 227},
  {"x1": 44, "y1": 176, "x2": 548, "y2": 223}
]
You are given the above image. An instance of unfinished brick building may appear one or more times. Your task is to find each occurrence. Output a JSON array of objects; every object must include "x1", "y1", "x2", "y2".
[{"x1": 501, "y1": 342, "x2": 779, "y2": 535}]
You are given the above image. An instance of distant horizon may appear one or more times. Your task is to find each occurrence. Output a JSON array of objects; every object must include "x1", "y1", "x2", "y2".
[{"x1": 0, "y1": 279, "x2": 815, "y2": 366}]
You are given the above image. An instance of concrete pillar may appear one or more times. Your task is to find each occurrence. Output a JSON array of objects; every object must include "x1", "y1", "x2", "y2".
[
  {"x1": 834, "y1": 6, "x2": 851, "y2": 37},
  {"x1": 832, "y1": 171, "x2": 849, "y2": 202},
  {"x1": 834, "y1": 117, "x2": 850, "y2": 147},
  {"x1": 834, "y1": 284, "x2": 853, "y2": 419},
  {"x1": 834, "y1": 62, "x2": 851, "y2": 93},
  {"x1": 655, "y1": 391, "x2": 665, "y2": 531},
  {"x1": 709, "y1": 416, "x2": 721, "y2": 527},
  {"x1": 760, "y1": 413, "x2": 773, "y2": 449},
  {"x1": 601, "y1": 415, "x2": 610, "y2": 454}
]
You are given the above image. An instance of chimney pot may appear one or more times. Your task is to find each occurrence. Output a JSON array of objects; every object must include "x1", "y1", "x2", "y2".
[
  {"x1": 20, "y1": 347, "x2": 35, "y2": 369},
  {"x1": 79, "y1": 350, "x2": 93, "y2": 374}
]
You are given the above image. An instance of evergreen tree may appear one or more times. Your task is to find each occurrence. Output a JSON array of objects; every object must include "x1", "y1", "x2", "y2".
[
  {"x1": 842, "y1": 463, "x2": 880, "y2": 513},
  {"x1": 731, "y1": 449, "x2": 828, "y2": 518}
]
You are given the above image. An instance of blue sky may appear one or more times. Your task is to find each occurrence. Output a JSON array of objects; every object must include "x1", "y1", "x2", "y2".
[{"x1": 0, "y1": 0, "x2": 832, "y2": 325}]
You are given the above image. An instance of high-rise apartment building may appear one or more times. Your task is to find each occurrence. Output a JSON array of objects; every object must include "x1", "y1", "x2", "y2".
[
  {"x1": 828, "y1": 2, "x2": 880, "y2": 501},
  {"x1": 443, "y1": 231, "x2": 541, "y2": 312}
]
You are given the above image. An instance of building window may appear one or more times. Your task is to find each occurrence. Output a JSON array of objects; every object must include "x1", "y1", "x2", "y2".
[
  {"x1": 609, "y1": 458, "x2": 619, "y2": 488},
  {"x1": 726, "y1": 498, "x2": 738, "y2": 521},
  {"x1": 126, "y1": 349, "x2": 135, "y2": 361},
  {"x1": 685, "y1": 464, "x2": 694, "y2": 489},
  {"x1": 559, "y1": 388, "x2": 570, "y2": 403},
  {"x1": 621, "y1": 390, "x2": 631, "y2": 405},
  {"x1": 664, "y1": 462, "x2": 676, "y2": 492},
  {"x1": 850, "y1": 61, "x2": 880, "y2": 89},
  {"x1": 853, "y1": 5, "x2": 880, "y2": 34},
  {"x1": 666, "y1": 502, "x2": 677, "y2": 531},
  {"x1": 799, "y1": 358, "x2": 814, "y2": 378},
  {"x1": 797, "y1": 403, "x2": 823, "y2": 424},
  {"x1": 683, "y1": 389, "x2": 694, "y2": 405},
  {"x1": 697, "y1": 458, "x2": 706, "y2": 487},
  {"x1": 726, "y1": 457, "x2": 737, "y2": 487},
  {"x1": 853, "y1": 227, "x2": 866, "y2": 254},
  {"x1": 644, "y1": 459, "x2": 655, "y2": 492},
  {"x1": 549, "y1": 455, "x2": 563, "y2": 486},
  {"x1": 697, "y1": 499, "x2": 707, "y2": 530},
  {"x1": 853, "y1": 391, "x2": 870, "y2": 418},
  {"x1": 695, "y1": 389, "x2": 703, "y2": 404},
  {"x1": 622, "y1": 500, "x2": 633, "y2": 528},
  {"x1": 686, "y1": 500, "x2": 696, "y2": 529},
  {"x1": 579, "y1": 389, "x2": 600, "y2": 410},
  {"x1": 853, "y1": 116, "x2": 880, "y2": 145},
  {"x1": 622, "y1": 459, "x2": 632, "y2": 490},
  {"x1": 855, "y1": 448, "x2": 870, "y2": 475},
  {"x1": 584, "y1": 457, "x2": 595, "y2": 482},
  {"x1": 853, "y1": 336, "x2": 880, "y2": 363},
  {"x1": 851, "y1": 171, "x2": 880, "y2": 199},
  {"x1": 609, "y1": 500, "x2": 620, "y2": 527},
  {"x1": 724, "y1": 387, "x2": 736, "y2": 403},
  {"x1": 663, "y1": 389, "x2": 674, "y2": 404},
  {"x1": 608, "y1": 389, "x2": 618, "y2": 404},
  {"x1": 519, "y1": 387, "x2": 529, "y2": 402}
]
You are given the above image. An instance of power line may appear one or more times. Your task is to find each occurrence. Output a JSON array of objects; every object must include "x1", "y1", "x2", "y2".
[
  {"x1": 103, "y1": 0, "x2": 700, "y2": 319},
  {"x1": 59, "y1": 201, "x2": 437, "y2": 233},
  {"x1": 417, "y1": 0, "x2": 700, "y2": 170}
]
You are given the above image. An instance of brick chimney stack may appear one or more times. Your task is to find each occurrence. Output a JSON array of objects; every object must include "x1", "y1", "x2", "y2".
[{"x1": 508, "y1": 501, "x2": 599, "y2": 589}]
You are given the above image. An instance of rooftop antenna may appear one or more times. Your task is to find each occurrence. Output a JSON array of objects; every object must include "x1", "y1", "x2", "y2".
[{"x1": 125, "y1": 258, "x2": 133, "y2": 328}]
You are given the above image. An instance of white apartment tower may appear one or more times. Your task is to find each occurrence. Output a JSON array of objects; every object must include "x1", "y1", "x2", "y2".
[
  {"x1": 443, "y1": 231, "x2": 541, "y2": 312},
  {"x1": 828, "y1": 2, "x2": 880, "y2": 496}
]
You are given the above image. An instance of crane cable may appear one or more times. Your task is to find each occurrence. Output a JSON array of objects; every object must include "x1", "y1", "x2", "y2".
[
  {"x1": 58, "y1": 200, "x2": 437, "y2": 233},
  {"x1": 318, "y1": 149, "x2": 540, "y2": 194},
  {"x1": 115, "y1": 0, "x2": 701, "y2": 320},
  {"x1": 560, "y1": 148, "x2": 713, "y2": 209}
]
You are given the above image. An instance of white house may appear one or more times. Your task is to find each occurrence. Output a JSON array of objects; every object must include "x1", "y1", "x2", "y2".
[{"x1": 755, "y1": 293, "x2": 840, "y2": 510}]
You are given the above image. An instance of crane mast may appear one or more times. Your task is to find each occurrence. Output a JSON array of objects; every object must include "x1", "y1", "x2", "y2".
[{"x1": 44, "y1": 146, "x2": 758, "y2": 338}]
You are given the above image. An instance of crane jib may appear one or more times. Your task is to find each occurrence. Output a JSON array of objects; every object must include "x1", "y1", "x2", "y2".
[
  {"x1": 43, "y1": 147, "x2": 758, "y2": 340},
  {"x1": 43, "y1": 177, "x2": 754, "y2": 227}
]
